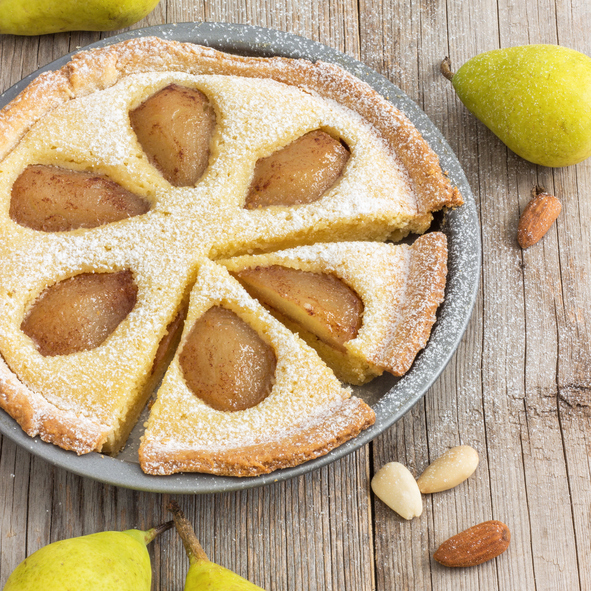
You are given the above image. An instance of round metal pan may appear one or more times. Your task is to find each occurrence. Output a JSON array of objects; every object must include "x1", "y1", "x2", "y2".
[{"x1": 0, "y1": 22, "x2": 480, "y2": 493}]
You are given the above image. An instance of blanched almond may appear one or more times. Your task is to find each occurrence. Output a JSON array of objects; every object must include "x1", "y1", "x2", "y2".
[
  {"x1": 417, "y1": 445, "x2": 479, "y2": 494},
  {"x1": 371, "y1": 462, "x2": 422, "y2": 520}
]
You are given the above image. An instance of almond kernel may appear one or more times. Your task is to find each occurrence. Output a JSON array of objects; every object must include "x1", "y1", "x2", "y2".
[
  {"x1": 417, "y1": 445, "x2": 479, "y2": 494},
  {"x1": 371, "y1": 462, "x2": 423, "y2": 520},
  {"x1": 517, "y1": 187, "x2": 561, "y2": 249},
  {"x1": 434, "y1": 520, "x2": 511, "y2": 567}
]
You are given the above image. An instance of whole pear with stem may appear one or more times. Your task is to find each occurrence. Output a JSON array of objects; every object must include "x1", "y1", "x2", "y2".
[
  {"x1": 3, "y1": 521, "x2": 173, "y2": 591},
  {"x1": 168, "y1": 501, "x2": 266, "y2": 590},
  {"x1": 442, "y1": 45, "x2": 591, "y2": 167}
]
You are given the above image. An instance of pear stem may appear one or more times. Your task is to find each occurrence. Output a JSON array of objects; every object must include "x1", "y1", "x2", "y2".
[
  {"x1": 168, "y1": 501, "x2": 209, "y2": 563},
  {"x1": 145, "y1": 520, "x2": 175, "y2": 544},
  {"x1": 441, "y1": 57, "x2": 455, "y2": 81},
  {"x1": 532, "y1": 184, "x2": 547, "y2": 198}
]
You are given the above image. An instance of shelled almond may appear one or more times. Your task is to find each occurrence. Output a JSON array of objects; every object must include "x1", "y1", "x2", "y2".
[
  {"x1": 417, "y1": 445, "x2": 479, "y2": 494},
  {"x1": 371, "y1": 462, "x2": 423, "y2": 520}
]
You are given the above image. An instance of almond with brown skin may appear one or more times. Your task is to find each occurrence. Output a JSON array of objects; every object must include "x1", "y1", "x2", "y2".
[
  {"x1": 517, "y1": 186, "x2": 561, "y2": 249},
  {"x1": 433, "y1": 520, "x2": 510, "y2": 567}
]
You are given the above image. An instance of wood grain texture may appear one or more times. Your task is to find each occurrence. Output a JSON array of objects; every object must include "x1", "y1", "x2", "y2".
[{"x1": 1, "y1": 0, "x2": 591, "y2": 589}]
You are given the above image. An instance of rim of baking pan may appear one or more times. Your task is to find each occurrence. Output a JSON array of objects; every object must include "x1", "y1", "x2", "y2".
[{"x1": 0, "y1": 22, "x2": 481, "y2": 493}]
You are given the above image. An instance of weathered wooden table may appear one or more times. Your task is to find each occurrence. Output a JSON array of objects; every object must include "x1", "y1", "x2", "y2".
[{"x1": 1, "y1": 1, "x2": 590, "y2": 589}]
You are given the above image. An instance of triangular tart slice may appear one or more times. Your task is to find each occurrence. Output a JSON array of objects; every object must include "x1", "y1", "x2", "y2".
[
  {"x1": 139, "y1": 260, "x2": 375, "y2": 477},
  {"x1": 220, "y1": 232, "x2": 447, "y2": 385},
  {"x1": 0, "y1": 246, "x2": 193, "y2": 455}
]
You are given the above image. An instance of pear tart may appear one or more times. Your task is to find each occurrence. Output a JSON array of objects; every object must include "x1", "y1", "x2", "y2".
[{"x1": 0, "y1": 37, "x2": 461, "y2": 475}]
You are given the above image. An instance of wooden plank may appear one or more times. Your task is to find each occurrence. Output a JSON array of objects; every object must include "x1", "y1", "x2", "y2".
[
  {"x1": 0, "y1": 439, "x2": 31, "y2": 588},
  {"x1": 166, "y1": 0, "x2": 204, "y2": 24},
  {"x1": 552, "y1": 4, "x2": 591, "y2": 590},
  {"x1": 25, "y1": 456, "x2": 54, "y2": 556}
]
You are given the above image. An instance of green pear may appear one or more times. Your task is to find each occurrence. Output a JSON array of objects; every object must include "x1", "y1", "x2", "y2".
[
  {"x1": 168, "y1": 501, "x2": 266, "y2": 591},
  {"x1": 3, "y1": 521, "x2": 172, "y2": 591},
  {"x1": 0, "y1": 0, "x2": 160, "y2": 35},
  {"x1": 442, "y1": 45, "x2": 591, "y2": 167}
]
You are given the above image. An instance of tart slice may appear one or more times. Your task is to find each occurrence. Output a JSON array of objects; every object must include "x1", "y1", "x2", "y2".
[
  {"x1": 220, "y1": 233, "x2": 447, "y2": 385},
  {"x1": 139, "y1": 260, "x2": 375, "y2": 477},
  {"x1": 0, "y1": 241, "x2": 195, "y2": 455}
]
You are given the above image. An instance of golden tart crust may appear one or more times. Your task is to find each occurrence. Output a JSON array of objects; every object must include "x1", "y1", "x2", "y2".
[
  {"x1": 0, "y1": 354, "x2": 108, "y2": 454},
  {"x1": 0, "y1": 37, "x2": 461, "y2": 474}
]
